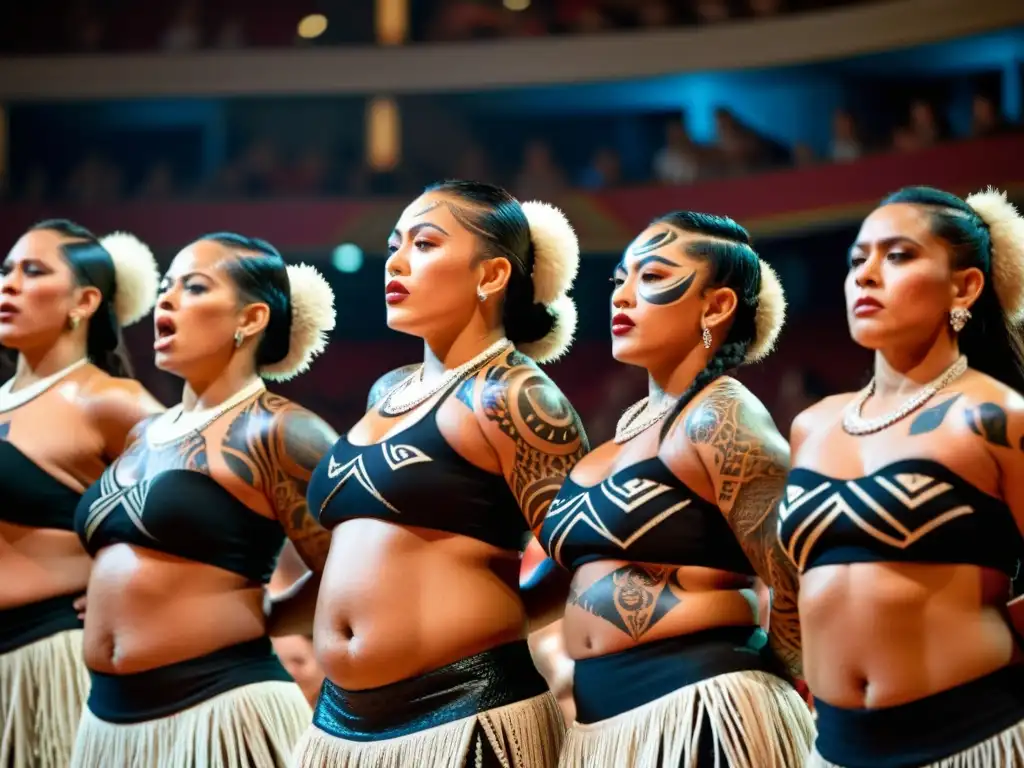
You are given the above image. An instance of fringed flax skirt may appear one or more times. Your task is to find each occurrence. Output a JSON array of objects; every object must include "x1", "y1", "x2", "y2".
[
  {"x1": 808, "y1": 664, "x2": 1024, "y2": 768},
  {"x1": 70, "y1": 636, "x2": 311, "y2": 768},
  {"x1": 0, "y1": 593, "x2": 89, "y2": 768},
  {"x1": 560, "y1": 627, "x2": 816, "y2": 768},
  {"x1": 293, "y1": 639, "x2": 565, "y2": 767}
]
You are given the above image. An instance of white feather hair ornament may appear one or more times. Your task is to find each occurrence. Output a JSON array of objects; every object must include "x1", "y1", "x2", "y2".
[
  {"x1": 744, "y1": 259, "x2": 787, "y2": 364},
  {"x1": 964, "y1": 187, "x2": 1024, "y2": 321},
  {"x1": 520, "y1": 201, "x2": 580, "y2": 305},
  {"x1": 517, "y1": 294, "x2": 577, "y2": 364},
  {"x1": 98, "y1": 232, "x2": 160, "y2": 326},
  {"x1": 259, "y1": 263, "x2": 337, "y2": 382}
]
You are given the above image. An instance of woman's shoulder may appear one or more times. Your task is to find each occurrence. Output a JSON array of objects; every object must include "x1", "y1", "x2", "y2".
[{"x1": 77, "y1": 369, "x2": 165, "y2": 452}]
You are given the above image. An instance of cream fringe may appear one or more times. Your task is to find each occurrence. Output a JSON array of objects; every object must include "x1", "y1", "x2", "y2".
[
  {"x1": 560, "y1": 670, "x2": 816, "y2": 768},
  {"x1": 807, "y1": 718, "x2": 1024, "y2": 768},
  {"x1": 0, "y1": 628, "x2": 89, "y2": 768},
  {"x1": 70, "y1": 680, "x2": 311, "y2": 768},
  {"x1": 293, "y1": 691, "x2": 565, "y2": 768}
]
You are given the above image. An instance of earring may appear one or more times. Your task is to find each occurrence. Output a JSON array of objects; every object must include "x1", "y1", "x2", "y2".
[
  {"x1": 950, "y1": 307, "x2": 972, "y2": 333},
  {"x1": 477, "y1": 287, "x2": 487, "y2": 302},
  {"x1": 68, "y1": 315, "x2": 80, "y2": 331},
  {"x1": 702, "y1": 326, "x2": 712, "y2": 349},
  {"x1": 233, "y1": 330, "x2": 244, "y2": 348}
]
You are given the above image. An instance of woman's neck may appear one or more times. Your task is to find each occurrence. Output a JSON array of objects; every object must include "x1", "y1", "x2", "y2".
[
  {"x1": 647, "y1": 345, "x2": 713, "y2": 410},
  {"x1": 14, "y1": 338, "x2": 89, "y2": 388},
  {"x1": 421, "y1": 322, "x2": 506, "y2": 381},
  {"x1": 873, "y1": 335, "x2": 960, "y2": 398},
  {"x1": 181, "y1": 360, "x2": 261, "y2": 413}
]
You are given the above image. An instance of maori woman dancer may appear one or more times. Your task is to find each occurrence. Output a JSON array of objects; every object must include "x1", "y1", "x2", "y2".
[
  {"x1": 0, "y1": 220, "x2": 163, "y2": 768},
  {"x1": 298, "y1": 180, "x2": 587, "y2": 767},
  {"x1": 782, "y1": 186, "x2": 1024, "y2": 768},
  {"x1": 542, "y1": 211, "x2": 816, "y2": 767},
  {"x1": 69, "y1": 233, "x2": 337, "y2": 767}
]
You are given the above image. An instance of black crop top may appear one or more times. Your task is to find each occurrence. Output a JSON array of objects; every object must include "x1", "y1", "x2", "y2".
[
  {"x1": 779, "y1": 459, "x2": 1024, "y2": 576},
  {"x1": 0, "y1": 440, "x2": 82, "y2": 531},
  {"x1": 539, "y1": 456, "x2": 755, "y2": 574},
  {"x1": 76, "y1": 461, "x2": 286, "y2": 583},
  {"x1": 309, "y1": 383, "x2": 527, "y2": 551}
]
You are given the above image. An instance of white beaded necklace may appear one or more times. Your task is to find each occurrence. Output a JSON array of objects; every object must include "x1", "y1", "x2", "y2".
[
  {"x1": 0, "y1": 358, "x2": 89, "y2": 413},
  {"x1": 842, "y1": 355, "x2": 969, "y2": 436},
  {"x1": 379, "y1": 338, "x2": 512, "y2": 416},
  {"x1": 614, "y1": 396, "x2": 676, "y2": 444},
  {"x1": 147, "y1": 378, "x2": 267, "y2": 447}
]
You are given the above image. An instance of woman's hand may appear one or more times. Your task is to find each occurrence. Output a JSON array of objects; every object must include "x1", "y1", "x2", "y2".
[{"x1": 73, "y1": 594, "x2": 87, "y2": 621}]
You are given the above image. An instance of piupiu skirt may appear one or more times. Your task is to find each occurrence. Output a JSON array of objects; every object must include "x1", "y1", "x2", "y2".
[
  {"x1": 70, "y1": 636, "x2": 311, "y2": 768},
  {"x1": 0, "y1": 593, "x2": 89, "y2": 768},
  {"x1": 293, "y1": 640, "x2": 565, "y2": 767},
  {"x1": 560, "y1": 627, "x2": 816, "y2": 768}
]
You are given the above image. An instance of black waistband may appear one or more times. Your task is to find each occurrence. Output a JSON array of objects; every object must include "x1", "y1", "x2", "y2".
[
  {"x1": 87, "y1": 636, "x2": 293, "y2": 724},
  {"x1": 572, "y1": 626, "x2": 781, "y2": 724},
  {"x1": 814, "y1": 665, "x2": 1024, "y2": 768},
  {"x1": 313, "y1": 640, "x2": 550, "y2": 742},
  {"x1": 0, "y1": 593, "x2": 83, "y2": 654}
]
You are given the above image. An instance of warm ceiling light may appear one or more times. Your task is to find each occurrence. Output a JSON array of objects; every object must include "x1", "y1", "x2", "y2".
[
  {"x1": 503, "y1": 0, "x2": 530, "y2": 9},
  {"x1": 297, "y1": 14, "x2": 328, "y2": 39}
]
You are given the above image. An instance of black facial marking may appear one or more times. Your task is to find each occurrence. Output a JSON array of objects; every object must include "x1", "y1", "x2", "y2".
[
  {"x1": 639, "y1": 270, "x2": 696, "y2": 306},
  {"x1": 568, "y1": 565, "x2": 681, "y2": 641},
  {"x1": 908, "y1": 394, "x2": 962, "y2": 436},
  {"x1": 631, "y1": 230, "x2": 679, "y2": 256},
  {"x1": 964, "y1": 402, "x2": 1011, "y2": 448}
]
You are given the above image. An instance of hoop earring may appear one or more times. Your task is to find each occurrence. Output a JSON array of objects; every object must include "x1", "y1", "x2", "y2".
[
  {"x1": 476, "y1": 287, "x2": 487, "y2": 303},
  {"x1": 702, "y1": 326, "x2": 712, "y2": 349},
  {"x1": 68, "y1": 315, "x2": 80, "y2": 331},
  {"x1": 233, "y1": 330, "x2": 245, "y2": 348},
  {"x1": 950, "y1": 307, "x2": 971, "y2": 333}
]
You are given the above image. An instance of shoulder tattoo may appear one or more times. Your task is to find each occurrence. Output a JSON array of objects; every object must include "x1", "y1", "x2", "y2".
[
  {"x1": 480, "y1": 354, "x2": 588, "y2": 529},
  {"x1": 222, "y1": 392, "x2": 336, "y2": 570},
  {"x1": 368, "y1": 364, "x2": 420, "y2": 412}
]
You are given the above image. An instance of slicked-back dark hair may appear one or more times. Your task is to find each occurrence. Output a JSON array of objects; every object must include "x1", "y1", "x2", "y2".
[
  {"x1": 200, "y1": 232, "x2": 292, "y2": 367},
  {"x1": 653, "y1": 211, "x2": 763, "y2": 441},
  {"x1": 28, "y1": 219, "x2": 133, "y2": 377},
  {"x1": 879, "y1": 186, "x2": 1024, "y2": 395},
  {"x1": 424, "y1": 180, "x2": 555, "y2": 346}
]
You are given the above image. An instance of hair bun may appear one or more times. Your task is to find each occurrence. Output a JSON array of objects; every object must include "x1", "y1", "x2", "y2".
[
  {"x1": 517, "y1": 293, "x2": 577, "y2": 364},
  {"x1": 520, "y1": 201, "x2": 580, "y2": 305},
  {"x1": 98, "y1": 232, "x2": 160, "y2": 326},
  {"x1": 744, "y1": 259, "x2": 786, "y2": 364},
  {"x1": 964, "y1": 187, "x2": 1024, "y2": 321},
  {"x1": 259, "y1": 263, "x2": 336, "y2": 381}
]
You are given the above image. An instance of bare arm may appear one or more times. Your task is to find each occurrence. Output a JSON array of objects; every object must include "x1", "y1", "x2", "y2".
[
  {"x1": 83, "y1": 378, "x2": 166, "y2": 458},
  {"x1": 683, "y1": 378, "x2": 802, "y2": 678}
]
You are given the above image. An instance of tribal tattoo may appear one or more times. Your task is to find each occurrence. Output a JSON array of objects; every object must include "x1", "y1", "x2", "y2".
[
  {"x1": 964, "y1": 402, "x2": 1013, "y2": 449},
  {"x1": 569, "y1": 565, "x2": 682, "y2": 641},
  {"x1": 0, "y1": 421, "x2": 8, "y2": 440},
  {"x1": 908, "y1": 394, "x2": 963, "y2": 436},
  {"x1": 480, "y1": 352, "x2": 588, "y2": 530},
  {"x1": 369, "y1": 364, "x2": 421, "y2": 413},
  {"x1": 222, "y1": 392, "x2": 336, "y2": 571},
  {"x1": 684, "y1": 380, "x2": 802, "y2": 677},
  {"x1": 615, "y1": 230, "x2": 697, "y2": 307}
]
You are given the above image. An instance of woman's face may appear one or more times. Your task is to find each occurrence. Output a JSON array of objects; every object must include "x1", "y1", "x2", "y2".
[
  {"x1": 610, "y1": 224, "x2": 717, "y2": 370},
  {"x1": 384, "y1": 191, "x2": 498, "y2": 342},
  {"x1": 845, "y1": 203, "x2": 975, "y2": 351},
  {"x1": 153, "y1": 240, "x2": 258, "y2": 379},
  {"x1": 0, "y1": 230, "x2": 90, "y2": 351}
]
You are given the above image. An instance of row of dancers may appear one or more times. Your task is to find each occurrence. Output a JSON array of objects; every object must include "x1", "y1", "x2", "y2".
[{"x1": 1, "y1": 178, "x2": 1023, "y2": 767}]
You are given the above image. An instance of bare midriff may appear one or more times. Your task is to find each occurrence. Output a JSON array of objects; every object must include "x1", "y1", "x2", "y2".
[{"x1": 0, "y1": 523, "x2": 91, "y2": 610}]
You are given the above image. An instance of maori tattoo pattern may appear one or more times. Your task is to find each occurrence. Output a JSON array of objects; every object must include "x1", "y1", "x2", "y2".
[
  {"x1": 615, "y1": 229, "x2": 697, "y2": 307},
  {"x1": 222, "y1": 392, "x2": 335, "y2": 571},
  {"x1": 964, "y1": 402, "x2": 1013, "y2": 449},
  {"x1": 684, "y1": 380, "x2": 802, "y2": 676},
  {"x1": 481, "y1": 351, "x2": 588, "y2": 530},
  {"x1": 455, "y1": 375, "x2": 476, "y2": 411},
  {"x1": 369, "y1": 364, "x2": 421, "y2": 413},
  {"x1": 569, "y1": 565, "x2": 682, "y2": 640},
  {"x1": 908, "y1": 394, "x2": 963, "y2": 436},
  {"x1": 0, "y1": 421, "x2": 9, "y2": 440}
]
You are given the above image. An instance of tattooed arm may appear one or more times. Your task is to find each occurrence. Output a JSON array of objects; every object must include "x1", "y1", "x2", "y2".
[
  {"x1": 683, "y1": 378, "x2": 802, "y2": 678},
  {"x1": 222, "y1": 393, "x2": 338, "y2": 636},
  {"x1": 471, "y1": 352, "x2": 588, "y2": 624}
]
